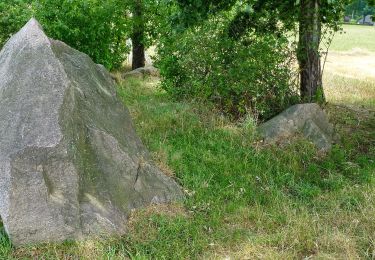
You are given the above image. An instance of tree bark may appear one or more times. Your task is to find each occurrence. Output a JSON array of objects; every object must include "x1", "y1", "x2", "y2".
[
  {"x1": 297, "y1": 0, "x2": 325, "y2": 102},
  {"x1": 131, "y1": 0, "x2": 145, "y2": 70}
]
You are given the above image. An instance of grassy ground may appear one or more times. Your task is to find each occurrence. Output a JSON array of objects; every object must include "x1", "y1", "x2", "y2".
[
  {"x1": 325, "y1": 25, "x2": 375, "y2": 108},
  {"x1": 329, "y1": 24, "x2": 375, "y2": 52},
  {"x1": 1, "y1": 77, "x2": 373, "y2": 259},
  {"x1": 0, "y1": 25, "x2": 374, "y2": 260}
]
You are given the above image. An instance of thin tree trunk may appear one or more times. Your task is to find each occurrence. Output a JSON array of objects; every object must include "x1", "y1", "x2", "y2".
[
  {"x1": 297, "y1": 0, "x2": 325, "y2": 102},
  {"x1": 131, "y1": 0, "x2": 145, "y2": 70}
]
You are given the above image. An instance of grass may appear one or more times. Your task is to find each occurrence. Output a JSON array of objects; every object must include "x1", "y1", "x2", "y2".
[
  {"x1": 0, "y1": 25, "x2": 374, "y2": 259},
  {"x1": 324, "y1": 27, "x2": 375, "y2": 109},
  {"x1": 116, "y1": 79, "x2": 375, "y2": 259},
  {"x1": 329, "y1": 24, "x2": 375, "y2": 52},
  {"x1": 1, "y1": 75, "x2": 373, "y2": 259}
]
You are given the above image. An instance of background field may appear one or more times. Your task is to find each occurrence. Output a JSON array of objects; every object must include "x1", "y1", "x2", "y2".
[
  {"x1": 0, "y1": 25, "x2": 374, "y2": 260},
  {"x1": 325, "y1": 24, "x2": 375, "y2": 108},
  {"x1": 329, "y1": 24, "x2": 375, "y2": 52}
]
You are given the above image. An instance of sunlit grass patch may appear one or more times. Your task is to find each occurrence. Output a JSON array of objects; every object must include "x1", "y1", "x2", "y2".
[
  {"x1": 324, "y1": 73, "x2": 375, "y2": 107},
  {"x1": 329, "y1": 24, "x2": 375, "y2": 52},
  {"x1": 324, "y1": 50, "x2": 375, "y2": 109}
]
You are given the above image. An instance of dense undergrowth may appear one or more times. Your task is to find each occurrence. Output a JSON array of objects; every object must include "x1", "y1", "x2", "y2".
[
  {"x1": 156, "y1": 14, "x2": 299, "y2": 120},
  {"x1": 1, "y1": 75, "x2": 373, "y2": 259}
]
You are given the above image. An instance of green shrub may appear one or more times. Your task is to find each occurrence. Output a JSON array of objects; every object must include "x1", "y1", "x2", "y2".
[
  {"x1": 156, "y1": 15, "x2": 299, "y2": 120},
  {"x1": 0, "y1": 0, "x2": 33, "y2": 49},
  {"x1": 1, "y1": 0, "x2": 130, "y2": 70},
  {"x1": 34, "y1": 0, "x2": 129, "y2": 70}
]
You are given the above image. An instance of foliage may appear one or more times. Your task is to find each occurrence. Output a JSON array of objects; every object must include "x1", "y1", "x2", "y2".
[
  {"x1": 345, "y1": 0, "x2": 375, "y2": 20},
  {"x1": 33, "y1": 0, "x2": 129, "y2": 70},
  {"x1": 176, "y1": 0, "x2": 349, "y2": 32},
  {"x1": 0, "y1": 0, "x2": 130, "y2": 70},
  {"x1": 126, "y1": 0, "x2": 168, "y2": 69},
  {"x1": 126, "y1": 0, "x2": 165, "y2": 49},
  {"x1": 156, "y1": 14, "x2": 299, "y2": 120},
  {"x1": 174, "y1": 0, "x2": 237, "y2": 28},
  {"x1": 155, "y1": 0, "x2": 351, "y2": 117},
  {"x1": 172, "y1": 0, "x2": 350, "y2": 102},
  {"x1": 0, "y1": 0, "x2": 33, "y2": 49}
]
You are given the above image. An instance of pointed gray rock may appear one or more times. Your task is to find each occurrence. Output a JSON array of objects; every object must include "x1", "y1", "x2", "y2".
[{"x1": 0, "y1": 18, "x2": 182, "y2": 246}]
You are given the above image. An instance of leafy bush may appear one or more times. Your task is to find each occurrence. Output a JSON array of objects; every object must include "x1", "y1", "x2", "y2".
[
  {"x1": 0, "y1": 0, "x2": 33, "y2": 49},
  {"x1": 156, "y1": 15, "x2": 299, "y2": 120},
  {"x1": 0, "y1": 0, "x2": 130, "y2": 70},
  {"x1": 34, "y1": 0, "x2": 129, "y2": 69}
]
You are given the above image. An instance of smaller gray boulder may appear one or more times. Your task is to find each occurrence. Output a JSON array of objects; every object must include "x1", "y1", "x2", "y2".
[
  {"x1": 258, "y1": 103, "x2": 334, "y2": 151},
  {"x1": 122, "y1": 66, "x2": 160, "y2": 79}
]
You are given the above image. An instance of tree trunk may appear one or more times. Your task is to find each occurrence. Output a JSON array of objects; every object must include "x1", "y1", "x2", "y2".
[
  {"x1": 297, "y1": 0, "x2": 324, "y2": 102},
  {"x1": 131, "y1": 0, "x2": 145, "y2": 70}
]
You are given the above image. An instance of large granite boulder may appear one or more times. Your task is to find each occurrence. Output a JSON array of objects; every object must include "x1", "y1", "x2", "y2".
[
  {"x1": 0, "y1": 19, "x2": 182, "y2": 246},
  {"x1": 258, "y1": 103, "x2": 334, "y2": 151}
]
